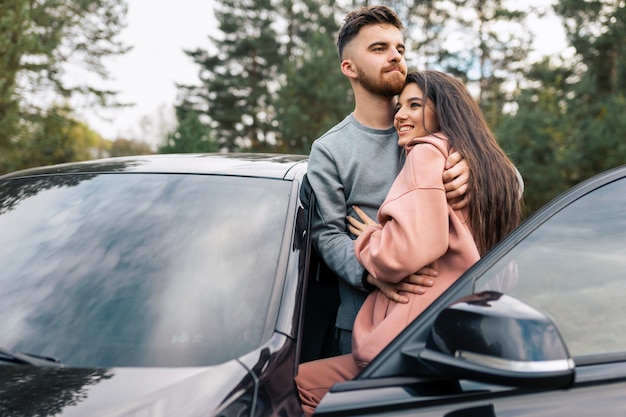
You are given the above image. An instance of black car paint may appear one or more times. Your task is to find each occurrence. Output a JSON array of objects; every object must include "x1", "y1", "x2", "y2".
[
  {"x1": 0, "y1": 336, "x2": 302, "y2": 417},
  {"x1": 0, "y1": 154, "x2": 310, "y2": 417},
  {"x1": 1, "y1": 156, "x2": 626, "y2": 417}
]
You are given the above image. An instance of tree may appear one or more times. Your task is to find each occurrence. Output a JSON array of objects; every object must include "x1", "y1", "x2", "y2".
[
  {"x1": 556, "y1": 0, "x2": 625, "y2": 97},
  {"x1": 273, "y1": 0, "x2": 353, "y2": 153},
  {"x1": 13, "y1": 105, "x2": 102, "y2": 171},
  {"x1": 384, "y1": 0, "x2": 531, "y2": 128},
  {"x1": 0, "y1": 0, "x2": 129, "y2": 173},
  {"x1": 496, "y1": 59, "x2": 576, "y2": 214},
  {"x1": 159, "y1": 109, "x2": 218, "y2": 153},
  {"x1": 175, "y1": 0, "x2": 353, "y2": 154},
  {"x1": 497, "y1": 0, "x2": 626, "y2": 215},
  {"x1": 553, "y1": 0, "x2": 626, "y2": 183},
  {"x1": 109, "y1": 138, "x2": 153, "y2": 157},
  {"x1": 179, "y1": 0, "x2": 282, "y2": 152}
]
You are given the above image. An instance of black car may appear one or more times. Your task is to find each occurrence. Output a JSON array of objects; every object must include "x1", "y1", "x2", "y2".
[
  {"x1": 0, "y1": 154, "x2": 625, "y2": 416},
  {"x1": 0, "y1": 154, "x2": 310, "y2": 416}
]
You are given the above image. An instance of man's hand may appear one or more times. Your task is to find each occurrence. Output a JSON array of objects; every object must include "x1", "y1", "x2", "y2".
[
  {"x1": 366, "y1": 267, "x2": 438, "y2": 303},
  {"x1": 347, "y1": 205, "x2": 377, "y2": 237},
  {"x1": 443, "y1": 150, "x2": 469, "y2": 210}
]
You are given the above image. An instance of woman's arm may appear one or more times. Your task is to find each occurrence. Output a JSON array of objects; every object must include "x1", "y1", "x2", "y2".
[{"x1": 354, "y1": 142, "x2": 450, "y2": 283}]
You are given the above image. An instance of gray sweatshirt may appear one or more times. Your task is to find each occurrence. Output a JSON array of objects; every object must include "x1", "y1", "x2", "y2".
[{"x1": 307, "y1": 114, "x2": 404, "y2": 331}]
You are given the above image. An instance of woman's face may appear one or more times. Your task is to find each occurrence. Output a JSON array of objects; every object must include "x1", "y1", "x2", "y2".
[{"x1": 394, "y1": 82, "x2": 439, "y2": 148}]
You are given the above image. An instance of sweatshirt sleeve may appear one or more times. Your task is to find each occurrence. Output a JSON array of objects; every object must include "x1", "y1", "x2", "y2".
[
  {"x1": 354, "y1": 143, "x2": 449, "y2": 283},
  {"x1": 307, "y1": 140, "x2": 367, "y2": 290}
]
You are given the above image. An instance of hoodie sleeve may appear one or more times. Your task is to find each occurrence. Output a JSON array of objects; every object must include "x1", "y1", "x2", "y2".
[{"x1": 354, "y1": 142, "x2": 449, "y2": 283}]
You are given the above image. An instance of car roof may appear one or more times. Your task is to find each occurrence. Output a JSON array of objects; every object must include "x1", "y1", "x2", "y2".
[{"x1": 0, "y1": 153, "x2": 309, "y2": 181}]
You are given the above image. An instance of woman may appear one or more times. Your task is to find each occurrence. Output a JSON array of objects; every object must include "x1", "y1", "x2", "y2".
[{"x1": 296, "y1": 70, "x2": 523, "y2": 416}]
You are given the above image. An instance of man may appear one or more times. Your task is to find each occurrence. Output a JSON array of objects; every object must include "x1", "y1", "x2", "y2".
[{"x1": 306, "y1": 5, "x2": 469, "y2": 355}]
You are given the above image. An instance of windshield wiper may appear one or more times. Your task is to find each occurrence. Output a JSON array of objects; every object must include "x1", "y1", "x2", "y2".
[{"x1": 0, "y1": 346, "x2": 62, "y2": 367}]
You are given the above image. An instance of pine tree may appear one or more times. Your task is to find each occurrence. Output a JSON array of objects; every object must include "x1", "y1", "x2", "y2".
[
  {"x1": 273, "y1": 0, "x2": 353, "y2": 154},
  {"x1": 497, "y1": 0, "x2": 626, "y2": 214},
  {"x1": 159, "y1": 109, "x2": 218, "y2": 153},
  {"x1": 391, "y1": 0, "x2": 531, "y2": 128},
  {"x1": 553, "y1": 0, "x2": 626, "y2": 184},
  {"x1": 496, "y1": 59, "x2": 576, "y2": 214},
  {"x1": 180, "y1": 0, "x2": 282, "y2": 152}
]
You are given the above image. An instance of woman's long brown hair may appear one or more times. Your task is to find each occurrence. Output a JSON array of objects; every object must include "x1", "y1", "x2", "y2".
[{"x1": 406, "y1": 70, "x2": 523, "y2": 254}]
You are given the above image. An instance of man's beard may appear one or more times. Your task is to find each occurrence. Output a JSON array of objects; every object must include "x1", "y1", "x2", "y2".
[{"x1": 357, "y1": 68, "x2": 405, "y2": 97}]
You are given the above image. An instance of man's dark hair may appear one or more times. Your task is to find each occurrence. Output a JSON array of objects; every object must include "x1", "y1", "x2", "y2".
[{"x1": 337, "y1": 5, "x2": 404, "y2": 60}]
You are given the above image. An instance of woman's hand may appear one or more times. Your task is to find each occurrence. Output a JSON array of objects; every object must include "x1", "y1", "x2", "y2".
[
  {"x1": 346, "y1": 205, "x2": 377, "y2": 237},
  {"x1": 366, "y1": 267, "x2": 439, "y2": 303}
]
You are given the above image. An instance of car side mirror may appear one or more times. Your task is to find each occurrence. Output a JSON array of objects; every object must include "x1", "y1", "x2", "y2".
[{"x1": 413, "y1": 291, "x2": 574, "y2": 388}]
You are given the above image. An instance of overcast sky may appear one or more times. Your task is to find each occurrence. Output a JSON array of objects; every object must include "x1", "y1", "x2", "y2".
[
  {"x1": 77, "y1": 0, "x2": 216, "y2": 146},
  {"x1": 78, "y1": 1, "x2": 567, "y2": 148}
]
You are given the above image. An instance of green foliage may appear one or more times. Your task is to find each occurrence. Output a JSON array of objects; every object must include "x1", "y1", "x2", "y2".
[
  {"x1": 387, "y1": 0, "x2": 531, "y2": 129},
  {"x1": 273, "y1": 0, "x2": 353, "y2": 153},
  {"x1": 174, "y1": 0, "x2": 352, "y2": 154},
  {"x1": 7, "y1": 105, "x2": 101, "y2": 171},
  {"x1": 174, "y1": 0, "x2": 625, "y2": 217},
  {"x1": 556, "y1": 0, "x2": 626, "y2": 97},
  {"x1": 0, "y1": 0, "x2": 129, "y2": 174},
  {"x1": 177, "y1": 0, "x2": 283, "y2": 152},
  {"x1": 497, "y1": 0, "x2": 626, "y2": 215},
  {"x1": 496, "y1": 60, "x2": 574, "y2": 215},
  {"x1": 159, "y1": 110, "x2": 218, "y2": 153},
  {"x1": 109, "y1": 138, "x2": 153, "y2": 157}
]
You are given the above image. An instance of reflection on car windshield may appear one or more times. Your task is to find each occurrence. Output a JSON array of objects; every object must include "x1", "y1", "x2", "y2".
[{"x1": 0, "y1": 173, "x2": 292, "y2": 367}]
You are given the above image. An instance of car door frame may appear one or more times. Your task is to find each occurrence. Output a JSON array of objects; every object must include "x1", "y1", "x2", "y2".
[{"x1": 316, "y1": 165, "x2": 626, "y2": 416}]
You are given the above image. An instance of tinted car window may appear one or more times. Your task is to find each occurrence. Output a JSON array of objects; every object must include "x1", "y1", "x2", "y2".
[
  {"x1": 476, "y1": 178, "x2": 626, "y2": 357},
  {"x1": 0, "y1": 173, "x2": 292, "y2": 367}
]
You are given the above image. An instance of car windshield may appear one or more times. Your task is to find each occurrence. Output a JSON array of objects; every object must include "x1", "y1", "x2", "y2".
[{"x1": 0, "y1": 172, "x2": 292, "y2": 367}]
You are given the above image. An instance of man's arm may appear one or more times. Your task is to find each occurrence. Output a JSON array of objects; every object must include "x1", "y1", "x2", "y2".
[
  {"x1": 443, "y1": 150, "x2": 470, "y2": 209},
  {"x1": 444, "y1": 151, "x2": 524, "y2": 207},
  {"x1": 307, "y1": 142, "x2": 367, "y2": 290}
]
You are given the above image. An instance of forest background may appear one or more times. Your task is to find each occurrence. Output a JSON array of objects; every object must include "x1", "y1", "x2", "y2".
[{"x1": 1, "y1": 0, "x2": 625, "y2": 216}]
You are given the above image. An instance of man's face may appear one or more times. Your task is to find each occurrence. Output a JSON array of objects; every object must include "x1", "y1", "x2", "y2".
[{"x1": 345, "y1": 24, "x2": 407, "y2": 97}]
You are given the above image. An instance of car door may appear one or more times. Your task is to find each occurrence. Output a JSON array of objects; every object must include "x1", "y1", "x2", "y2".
[
  {"x1": 466, "y1": 166, "x2": 626, "y2": 416},
  {"x1": 316, "y1": 165, "x2": 626, "y2": 416}
]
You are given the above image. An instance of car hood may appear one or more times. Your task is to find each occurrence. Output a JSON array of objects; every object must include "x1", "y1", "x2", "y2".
[{"x1": 0, "y1": 361, "x2": 251, "y2": 417}]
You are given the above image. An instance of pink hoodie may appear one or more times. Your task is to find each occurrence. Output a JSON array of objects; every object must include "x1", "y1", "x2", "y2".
[{"x1": 352, "y1": 133, "x2": 480, "y2": 367}]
